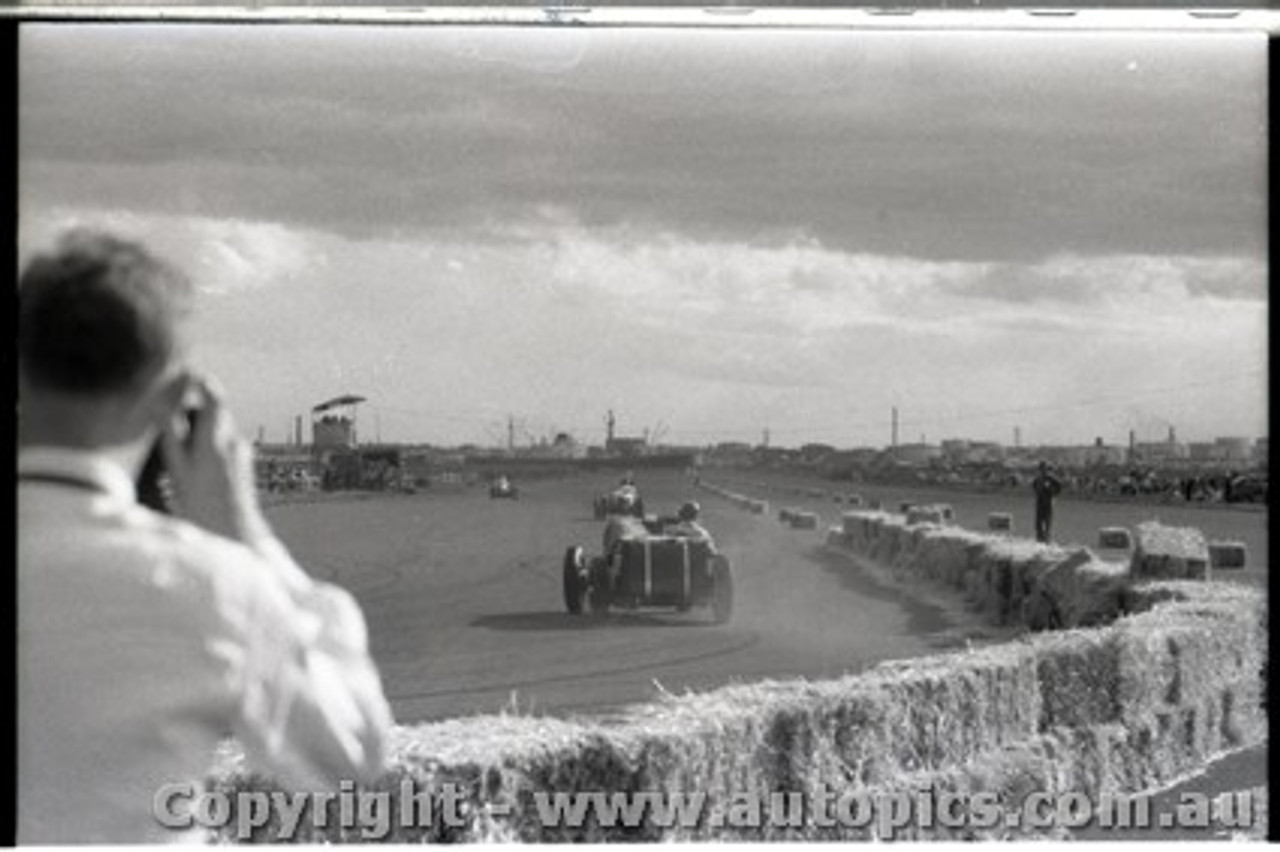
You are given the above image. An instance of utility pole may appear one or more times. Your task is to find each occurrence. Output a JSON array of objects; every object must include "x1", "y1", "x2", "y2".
[
  {"x1": 507, "y1": 415, "x2": 515, "y2": 452},
  {"x1": 891, "y1": 407, "x2": 899, "y2": 449}
]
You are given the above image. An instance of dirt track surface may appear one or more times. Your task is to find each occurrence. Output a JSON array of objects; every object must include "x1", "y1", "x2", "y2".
[
  {"x1": 266, "y1": 471, "x2": 972, "y2": 723},
  {"x1": 265, "y1": 470, "x2": 1268, "y2": 724}
]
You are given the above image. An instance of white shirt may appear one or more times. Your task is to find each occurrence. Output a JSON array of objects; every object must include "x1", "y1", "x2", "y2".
[
  {"x1": 18, "y1": 447, "x2": 393, "y2": 843},
  {"x1": 667, "y1": 520, "x2": 711, "y2": 541}
]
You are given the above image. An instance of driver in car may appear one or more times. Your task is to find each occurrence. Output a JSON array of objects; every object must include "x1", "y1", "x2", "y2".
[{"x1": 668, "y1": 501, "x2": 710, "y2": 540}]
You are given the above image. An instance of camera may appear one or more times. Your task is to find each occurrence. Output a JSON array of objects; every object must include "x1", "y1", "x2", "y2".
[{"x1": 137, "y1": 407, "x2": 200, "y2": 514}]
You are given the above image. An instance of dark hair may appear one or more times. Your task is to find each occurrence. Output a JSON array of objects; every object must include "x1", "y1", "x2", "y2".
[{"x1": 18, "y1": 230, "x2": 194, "y2": 395}]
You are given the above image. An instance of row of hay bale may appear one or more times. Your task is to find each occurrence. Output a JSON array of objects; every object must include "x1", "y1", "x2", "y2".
[
  {"x1": 985, "y1": 518, "x2": 1247, "y2": 572},
  {"x1": 905, "y1": 502, "x2": 954, "y2": 525},
  {"x1": 828, "y1": 511, "x2": 1231, "y2": 633},
  {"x1": 211, "y1": 580, "x2": 1266, "y2": 841},
  {"x1": 695, "y1": 480, "x2": 769, "y2": 516}
]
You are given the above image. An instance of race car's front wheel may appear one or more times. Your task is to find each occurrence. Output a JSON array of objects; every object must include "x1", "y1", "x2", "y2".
[
  {"x1": 709, "y1": 555, "x2": 733, "y2": 624},
  {"x1": 563, "y1": 546, "x2": 586, "y2": 615}
]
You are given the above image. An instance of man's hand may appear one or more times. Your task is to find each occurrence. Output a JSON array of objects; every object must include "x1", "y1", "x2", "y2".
[{"x1": 160, "y1": 376, "x2": 271, "y2": 547}]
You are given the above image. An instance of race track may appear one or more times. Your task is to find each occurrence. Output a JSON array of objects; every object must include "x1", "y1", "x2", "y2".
[{"x1": 265, "y1": 470, "x2": 1267, "y2": 724}]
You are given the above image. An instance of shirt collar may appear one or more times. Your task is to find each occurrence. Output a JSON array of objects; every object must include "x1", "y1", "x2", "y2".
[{"x1": 17, "y1": 446, "x2": 138, "y2": 504}]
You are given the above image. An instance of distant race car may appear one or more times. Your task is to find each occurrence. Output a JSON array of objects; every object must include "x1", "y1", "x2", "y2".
[
  {"x1": 562, "y1": 514, "x2": 733, "y2": 623},
  {"x1": 489, "y1": 476, "x2": 519, "y2": 499},
  {"x1": 593, "y1": 484, "x2": 645, "y2": 519}
]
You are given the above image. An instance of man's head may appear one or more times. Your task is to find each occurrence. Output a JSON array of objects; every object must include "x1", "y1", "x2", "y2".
[
  {"x1": 18, "y1": 230, "x2": 195, "y2": 452},
  {"x1": 678, "y1": 501, "x2": 700, "y2": 522}
]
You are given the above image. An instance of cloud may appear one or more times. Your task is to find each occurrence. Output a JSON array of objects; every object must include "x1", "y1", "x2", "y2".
[
  {"x1": 948, "y1": 253, "x2": 1267, "y2": 318},
  {"x1": 18, "y1": 187, "x2": 1266, "y2": 447},
  {"x1": 18, "y1": 25, "x2": 1268, "y2": 264},
  {"x1": 19, "y1": 208, "x2": 312, "y2": 294}
]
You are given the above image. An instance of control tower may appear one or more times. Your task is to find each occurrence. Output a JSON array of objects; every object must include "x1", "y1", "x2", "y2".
[{"x1": 311, "y1": 394, "x2": 365, "y2": 449}]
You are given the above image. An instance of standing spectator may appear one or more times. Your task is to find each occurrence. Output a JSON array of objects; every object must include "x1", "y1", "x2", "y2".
[
  {"x1": 1031, "y1": 460, "x2": 1064, "y2": 543},
  {"x1": 18, "y1": 230, "x2": 392, "y2": 842}
]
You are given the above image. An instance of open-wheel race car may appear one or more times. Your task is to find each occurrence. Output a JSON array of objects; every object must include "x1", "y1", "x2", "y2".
[
  {"x1": 592, "y1": 484, "x2": 645, "y2": 520},
  {"x1": 489, "y1": 475, "x2": 519, "y2": 499},
  {"x1": 562, "y1": 514, "x2": 733, "y2": 623}
]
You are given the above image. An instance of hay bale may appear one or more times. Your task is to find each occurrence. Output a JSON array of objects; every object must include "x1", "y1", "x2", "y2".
[
  {"x1": 1208, "y1": 540, "x2": 1248, "y2": 570},
  {"x1": 825, "y1": 528, "x2": 852, "y2": 550},
  {"x1": 1097, "y1": 527, "x2": 1132, "y2": 550},
  {"x1": 790, "y1": 511, "x2": 819, "y2": 530},
  {"x1": 1131, "y1": 521, "x2": 1210, "y2": 581},
  {"x1": 988, "y1": 512, "x2": 1013, "y2": 532},
  {"x1": 1029, "y1": 550, "x2": 1129, "y2": 631},
  {"x1": 898, "y1": 501, "x2": 915, "y2": 514},
  {"x1": 841, "y1": 511, "x2": 864, "y2": 538},
  {"x1": 778, "y1": 507, "x2": 794, "y2": 523},
  {"x1": 1035, "y1": 629, "x2": 1124, "y2": 729},
  {"x1": 906, "y1": 505, "x2": 946, "y2": 526}
]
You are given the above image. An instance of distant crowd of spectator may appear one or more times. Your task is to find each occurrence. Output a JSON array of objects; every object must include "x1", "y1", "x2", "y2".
[{"x1": 871, "y1": 465, "x2": 1268, "y2": 506}]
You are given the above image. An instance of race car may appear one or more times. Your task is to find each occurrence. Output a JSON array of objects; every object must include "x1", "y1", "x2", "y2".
[
  {"x1": 592, "y1": 483, "x2": 645, "y2": 519},
  {"x1": 489, "y1": 475, "x2": 519, "y2": 499},
  {"x1": 562, "y1": 511, "x2": 733, "y2": 623}
]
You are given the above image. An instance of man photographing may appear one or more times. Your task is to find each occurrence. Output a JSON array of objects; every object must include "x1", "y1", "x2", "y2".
[{"x1": 17, "y1": 230, "x2": 393, "y2": 842}]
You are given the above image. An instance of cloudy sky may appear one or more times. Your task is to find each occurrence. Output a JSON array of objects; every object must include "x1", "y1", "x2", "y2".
[{"x1": 19, "y1": 24, "x2": 1267, "y2": 448}]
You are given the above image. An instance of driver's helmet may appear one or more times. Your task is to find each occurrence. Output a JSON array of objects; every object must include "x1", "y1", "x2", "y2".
[{"x1": 678, "y1": 501, "x2": 700, "y2": 522}]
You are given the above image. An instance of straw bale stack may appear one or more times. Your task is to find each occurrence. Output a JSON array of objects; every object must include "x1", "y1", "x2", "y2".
[
  {"x1": 1130, "y1": 521, "x2": 1209, "y2": 581},
  {"x1": 209, "y1": 572, "x2": 1267, "y2": 843},
  {"x1": 1025, "y1": 550, "x2": 1129, "y2": 632},
  {"x1": 913, "y1": 528, "x2": 982, "y2": 587}
]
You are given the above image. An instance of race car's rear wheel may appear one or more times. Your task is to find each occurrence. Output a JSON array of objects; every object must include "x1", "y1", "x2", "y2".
[
  {"x1": 709, "y1": 554, "x2": 733, "y2": 624},
  {"x1": 585, "y1": 557, "x2": 612, "y2": 616},
  {"x1": 563, "y1": 546, "x2": 586, "y2": 615}
]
